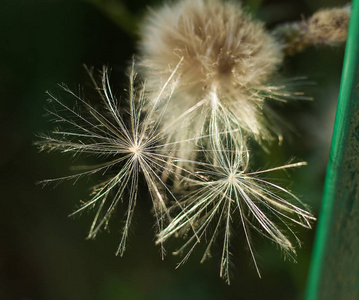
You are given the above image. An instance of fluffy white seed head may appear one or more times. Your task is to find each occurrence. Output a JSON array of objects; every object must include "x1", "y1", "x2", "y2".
[
  {"x1": 139, "y1": 0, "x2": 283, "y2": 97},
  {"x1": 138, "y1": 0, "x2": 287, "y2": 152}
]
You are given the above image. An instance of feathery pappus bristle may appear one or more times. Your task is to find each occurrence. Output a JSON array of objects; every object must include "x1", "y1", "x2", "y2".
[
  {"x1": 157, "y1": 141, "x2": 315, "y2": 284},
  {"x1": 36, "y1": 60, "x2": 208, "y2": 258}
]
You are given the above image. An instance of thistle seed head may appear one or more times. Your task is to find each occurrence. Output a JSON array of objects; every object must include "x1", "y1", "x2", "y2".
[{"x1": 139, "y1": 0, "x2": 283, "y2": 99}]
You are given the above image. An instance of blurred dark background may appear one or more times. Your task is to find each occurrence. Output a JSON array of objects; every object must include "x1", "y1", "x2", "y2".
[{"x1": 0, "y1": 0, "x2": 347, "y2": 299}]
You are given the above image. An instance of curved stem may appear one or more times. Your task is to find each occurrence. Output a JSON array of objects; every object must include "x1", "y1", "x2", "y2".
[{"x1": 306, "y1": 1, "x2": 359, "y2": 299}]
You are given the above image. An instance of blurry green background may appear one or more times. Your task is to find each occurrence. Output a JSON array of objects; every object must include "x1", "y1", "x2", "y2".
[{"x1": 0, "y1": 0, "x2": 347, "y2": 299}]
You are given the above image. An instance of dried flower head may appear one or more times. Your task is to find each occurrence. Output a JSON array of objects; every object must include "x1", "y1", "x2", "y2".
[
  {"x1": 272, "y1": 4, "x2": 351, "y2": 55},
  {"x1": 308, "y1": 5, "x2": 351, "y2": 44},
  {"x1": 139, "y1": 0, "x2": 286, "y2": 146}
]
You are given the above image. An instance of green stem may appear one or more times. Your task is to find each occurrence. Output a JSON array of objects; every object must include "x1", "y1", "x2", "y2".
[
  {"x1": 245, "y1": 0, "x2": 263, "y2": 14},
  {"x1": 83, "y1": 0, "x2": 139, "y2": 37},
  {"x1": 306, "y1": 1, "x2": 359, "y2": 299}
]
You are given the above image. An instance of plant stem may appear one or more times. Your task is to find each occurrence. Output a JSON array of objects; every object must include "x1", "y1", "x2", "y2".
[
  {"x1": 83, "y1": 0, "x2": 139, "y2": 37},
  {"x1": 306, "y1": 1, "x2": 359, "y2": 299}
]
